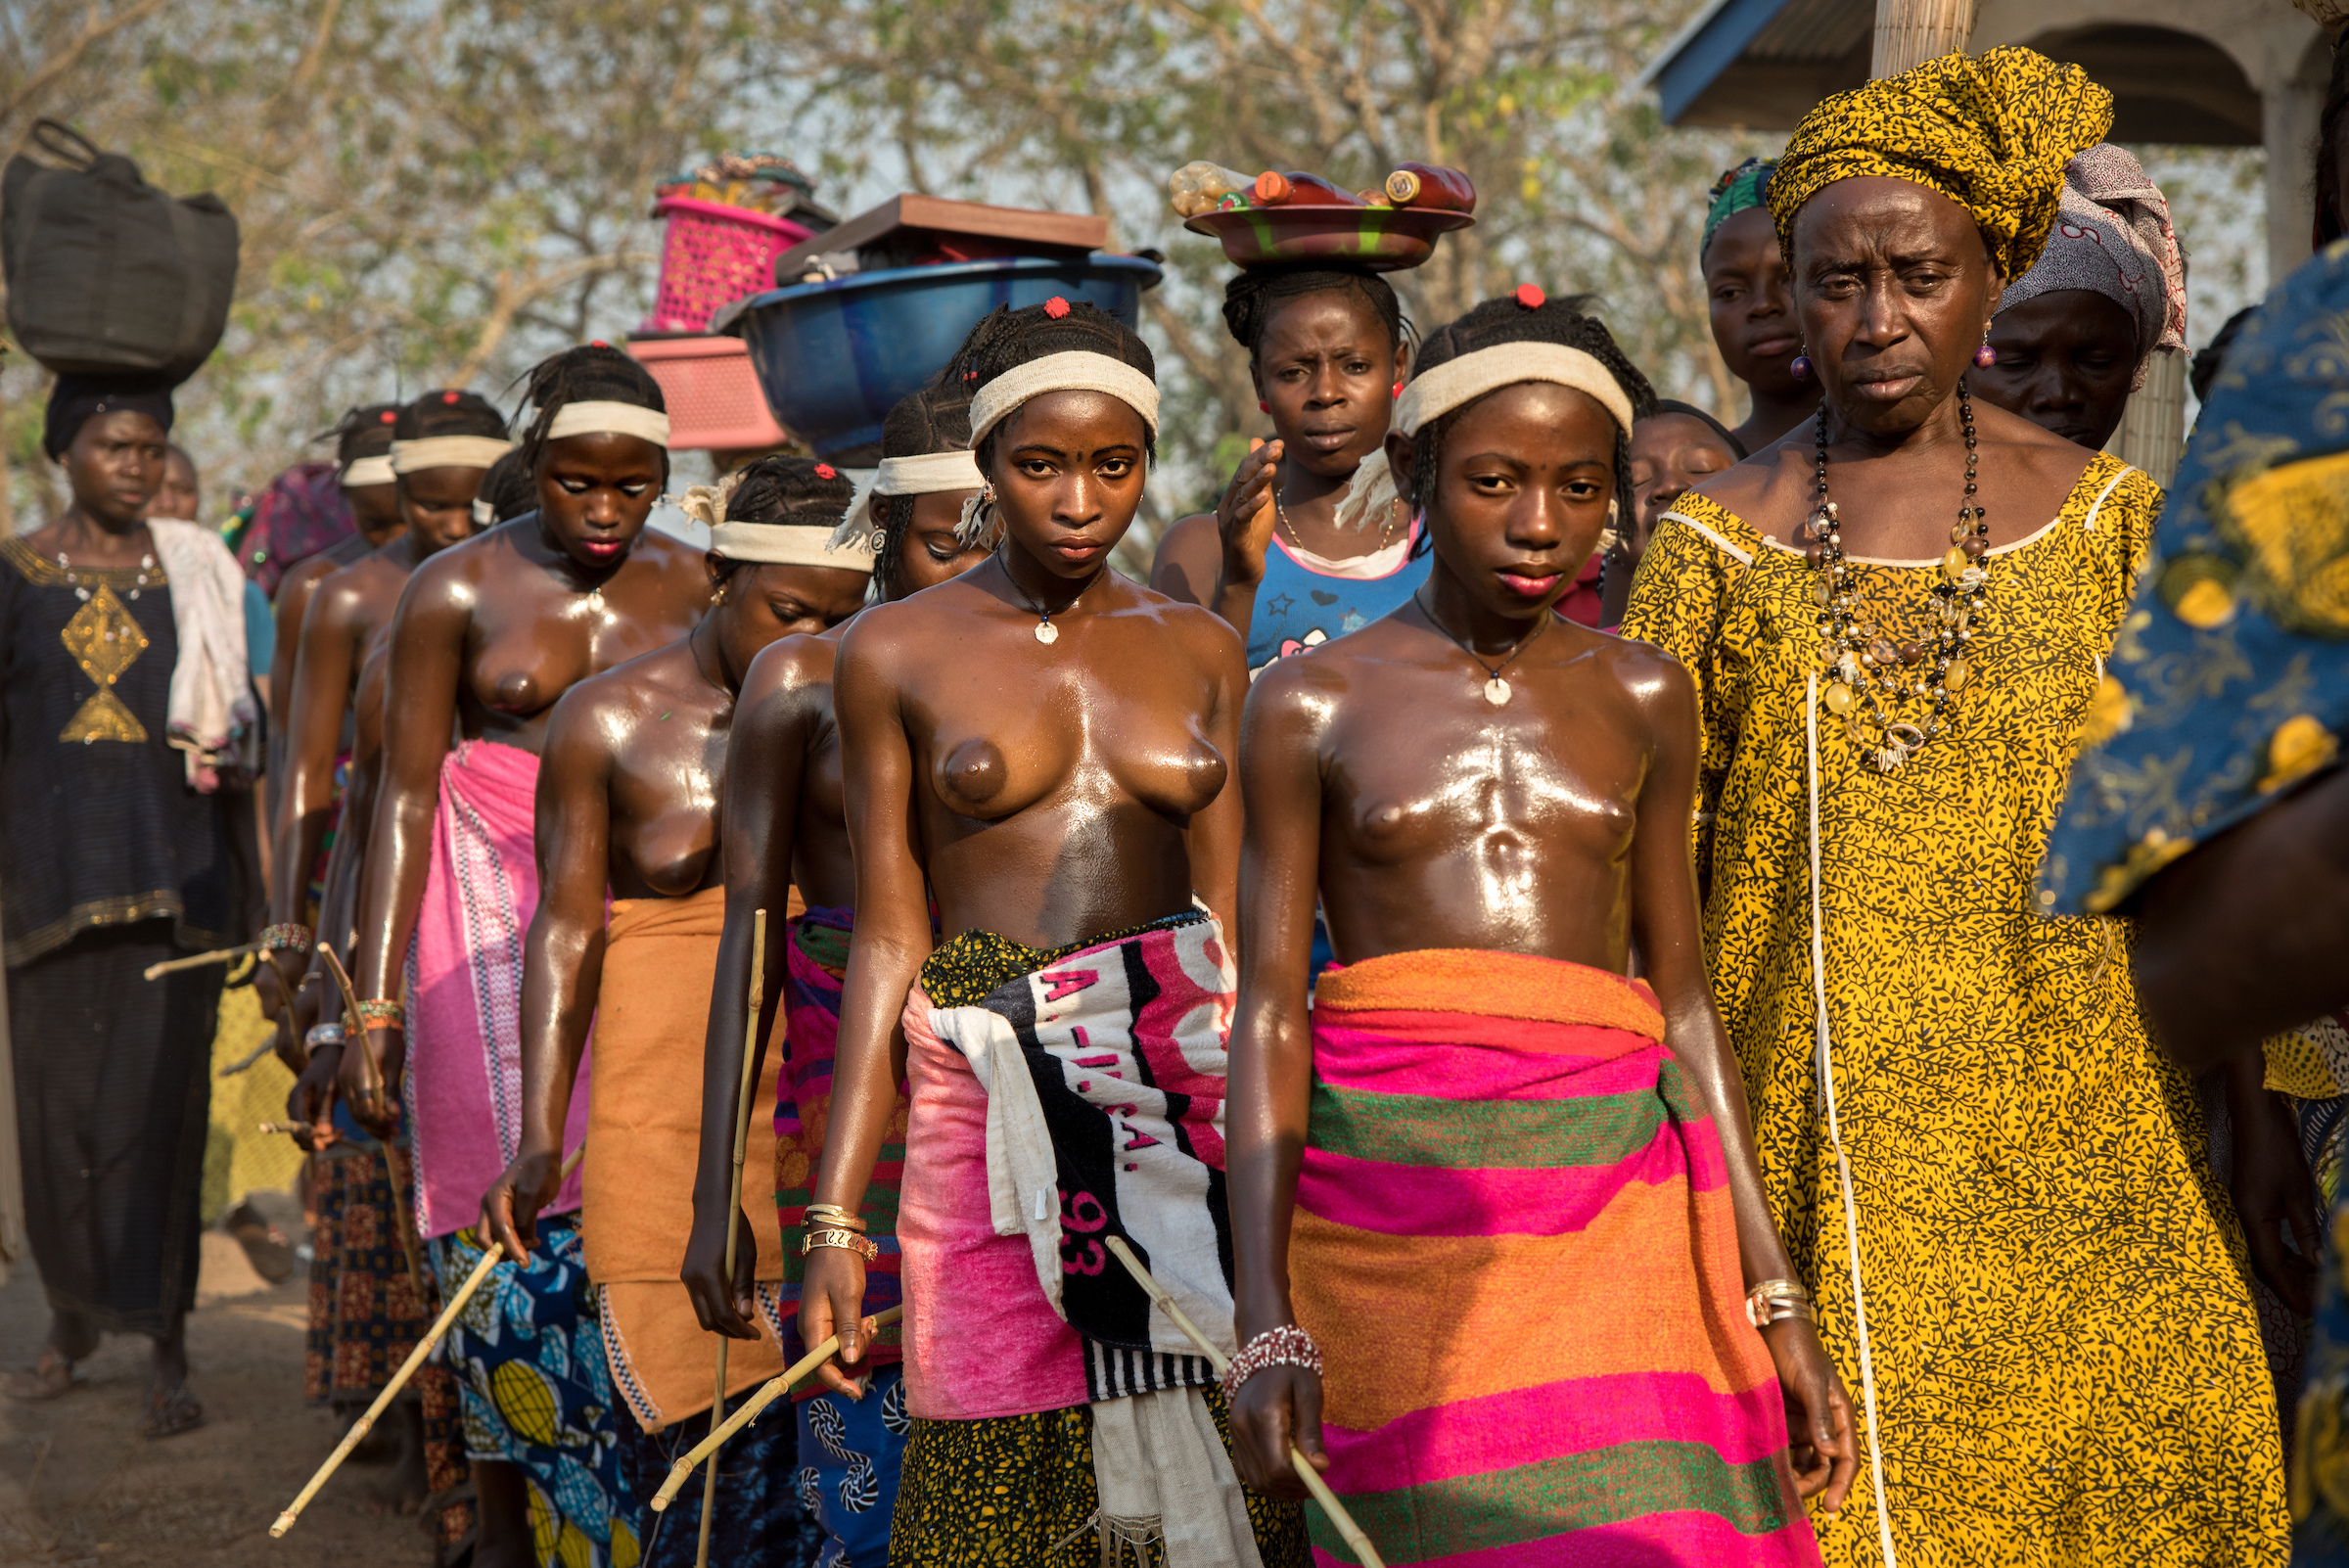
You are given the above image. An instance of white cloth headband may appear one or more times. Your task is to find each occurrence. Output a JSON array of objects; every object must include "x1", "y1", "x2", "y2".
[
  {"x1": 545, "y1": 401, "x2": 671, "y2": 447},
  {"x1": 710, "y1": 521, "x2": 877, "y2": 573},
  {"x1": 966, "y1": 351, "x2": 1160, "y2": 449},
  {"x1": 392, "y1": 436, "x2": 512, "y2": 474},
  {"x1": 873, "y1": 450, "x2": 984, "y2": 495},
  {"x1": 341, "y1": 454, "x2": 396, "y2": 487},
  {"x1": 1393, "y1": 344, "x2": 1635, "y2": 439}
]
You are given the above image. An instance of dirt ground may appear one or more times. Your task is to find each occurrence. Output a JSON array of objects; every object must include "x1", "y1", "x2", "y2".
[{"x1": 0, "y1": 1201, "x2": 430, "y2": 1568}]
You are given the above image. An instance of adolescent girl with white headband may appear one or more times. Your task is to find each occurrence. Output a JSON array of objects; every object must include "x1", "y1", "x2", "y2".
[
  {"x1": 679, "y1": 383, "x2": 990, "y2": 1565},
  {"x1": 262, "y1": 387, "x2": 506, "y2": 1507},
  {"x1": 1223, "y1": 288, "x2": 1856, "y2": 1563},
  {"x1": 344, "y1": 344, "x2": 713, "y2": 1568},
  {"x1": 804, "y1": 300, "x2": 1308, "y2": 1563}
]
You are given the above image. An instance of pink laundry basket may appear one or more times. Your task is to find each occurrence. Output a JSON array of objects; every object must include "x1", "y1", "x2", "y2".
[
  {"x1": 626, "y1": 335, "x2": 791, "y2": 452},
  {"x1": 644, "y1": 196, "x2": 815, "y2": 335}
]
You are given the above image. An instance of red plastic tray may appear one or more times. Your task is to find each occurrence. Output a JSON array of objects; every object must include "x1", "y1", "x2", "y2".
[{"x1": 626, "y1": 335, "x2": 790, "y2": 453}]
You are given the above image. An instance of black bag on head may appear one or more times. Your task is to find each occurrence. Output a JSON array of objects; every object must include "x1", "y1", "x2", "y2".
[{"x1": 2, "y1": 120, "x2": 239, "y2": 384}]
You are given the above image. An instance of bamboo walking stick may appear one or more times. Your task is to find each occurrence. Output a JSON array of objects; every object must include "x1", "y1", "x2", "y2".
[
  {"x1": 319, "y1": 944, "x2": 427, "y2": 1298},
  {"x1": 695, "y1": 908, "x2": 767, "y2": 1568},
  {"x1": 650, "y1": 1304, "x2": 906, "y2": 1512},
  {"x1": 270, "y1": 1141, "x2": 586, "y2": 1537},
  {"x1": 143, "y1": 942, "x2": 257, "y2": 981},
  {"x1": 1102, "y1": 1236, "x2": 1384, "y2": 1568}
]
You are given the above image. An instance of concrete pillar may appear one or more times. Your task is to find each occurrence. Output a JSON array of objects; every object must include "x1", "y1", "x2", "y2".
[
  {"x1": 1874, "y1": 0, "x2": 1979, "y2": 76},
  {"x1": 2106, "y1": 348, "x2": 2188, "y2": 488},
  {"x1": 2267, "y1": 48, "x2": 2326, "y2": 282}
]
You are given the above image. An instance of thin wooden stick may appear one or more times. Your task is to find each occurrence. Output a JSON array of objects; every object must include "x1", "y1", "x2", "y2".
[
  {"x1": 271, "y1": 1142, "x2": 585, "y2": 1537},
  {"x1": 696, "y1": 908, "x2": 767, "y2": 1568},
  {"x1": 651, "y1": 1305, "x2": 905, "y2": 1513},
  {"x1": 1102, "y1": 1236, "x2": 1385, "y2": 1568},
  {"x1": 143, "y1": 943, "x2": 256, "y2": 981},
  {"x1": 220, "y1": 1036, "x2": 279, "y2": 1077},
  {"x1": 319, "y1": 944, "x2": 428, "y2": 1299}
]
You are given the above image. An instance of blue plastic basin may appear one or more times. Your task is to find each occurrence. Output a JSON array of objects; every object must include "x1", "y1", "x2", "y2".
[{"x1": 733, "y1": 254, "x2": 1163, "y2": 460}]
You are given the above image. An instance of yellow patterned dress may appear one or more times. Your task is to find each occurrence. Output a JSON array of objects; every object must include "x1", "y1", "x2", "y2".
[{"x1": 1622, "y1": 452, "x2": 2288, "y2": 1567}]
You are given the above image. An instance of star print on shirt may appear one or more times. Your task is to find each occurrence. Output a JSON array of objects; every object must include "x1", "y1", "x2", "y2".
[{"x1": 1265, "y1": 593, "x2": 1295, "y2": 619}]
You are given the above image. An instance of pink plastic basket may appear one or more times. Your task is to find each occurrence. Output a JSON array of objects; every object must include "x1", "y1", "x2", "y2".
[
  {"x1": 626, "y1": 336, "x2": 790, "y2": 452},
  {"x1": 644, "y1": 196, "x2": 815, "y2": 335}
]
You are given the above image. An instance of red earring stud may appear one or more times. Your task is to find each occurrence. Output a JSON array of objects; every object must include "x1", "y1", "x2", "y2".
[
  {"x1": 1258, "y1": 400, "x2": 1269, "y2": 413},
  {"x1": 1391, "y1": 382, "x2": 1404, "y2": 400}
]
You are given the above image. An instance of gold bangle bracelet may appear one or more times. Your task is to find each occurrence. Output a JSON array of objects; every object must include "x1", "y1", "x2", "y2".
[
  {"x1": 804, "y1": 1204, "x2": 866, "y2": 1233},
  {"x1": 801, "y1": 1228, "x2": 879, "y2": 1262}
]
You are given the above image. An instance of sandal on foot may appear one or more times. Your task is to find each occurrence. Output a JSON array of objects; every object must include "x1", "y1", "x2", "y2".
[
  {"x1": 3, "y1": 1350, "x2": 76, "y2": 1403},
  {"x1": 140, "y1": 1383, "x2": 206, "y2": 1439}
]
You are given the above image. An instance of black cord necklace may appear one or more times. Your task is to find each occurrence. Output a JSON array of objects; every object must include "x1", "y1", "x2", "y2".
[
  {"x1": 1413, "y1": 588, "x2": 1549, "y2": 707},
  {"x1": 999, "y1": 550, "x2": 1106, "y2": 646}
]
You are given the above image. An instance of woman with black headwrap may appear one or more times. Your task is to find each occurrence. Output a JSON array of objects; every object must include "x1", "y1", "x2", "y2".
[
  {"x1": 1151, "y1": 263, "x2": 1426, "y2": 675},
  {"x1": 1, "y1": 375, "x2": 260, "y2": 1437},
  {"x1": 1622, "y1": 47, "x2": 2286, "y2": 1563}
]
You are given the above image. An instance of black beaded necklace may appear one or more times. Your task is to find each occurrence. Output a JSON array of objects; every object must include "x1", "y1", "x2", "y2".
[{"x1": 1805, "y1": 383, "x2": 1989, "y2": 774}]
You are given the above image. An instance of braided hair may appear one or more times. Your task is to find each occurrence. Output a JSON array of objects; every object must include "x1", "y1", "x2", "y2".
[
  {"x1": 872, "y1": 385, "x2": 975, "y2": 600},
  {"x1": 712, "y1": 454, "x2": 856, "y2": 590},
  {"x1": 940, "y1": 300, "x2": 1157, "y2": 475},
  {"x1": 1403, "y1": 293, "x2": 1657, "y2": 559},
  {"x1": 392, "y1": 388, "x2": 506, "y2": 444},
  {"x1": 514, "y1": 344, "x2": 668, "y2": 478},
  {"x1": 477, "y1": 449, "x2": 536, "y2": 525},
  {"x1": 1221, "y1": 263, "x2": 1407, "y2": 364},
  {"x1": 327, "y1": 402, "x2": 401, "y2": 464}
]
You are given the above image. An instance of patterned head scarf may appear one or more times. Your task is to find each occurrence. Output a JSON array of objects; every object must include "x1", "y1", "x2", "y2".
[
  {"x1": 1998, "y1": 145, "x2": 2188, "y2": 390},
  {"x1": 1701, "y1": 158, "x2": 1775, "y2": 256},
  {"x1": 1768, "y1": 46, "x2": 2114, "y2": 283}
]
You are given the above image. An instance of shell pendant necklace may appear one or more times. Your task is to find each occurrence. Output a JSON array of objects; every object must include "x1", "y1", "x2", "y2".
[
  {"x1": 1414, "y1": 588, "x2": 1549, "y2": 706},
  {"x1": 1806, "y1": 385, "x2": 1990, "y2": 774},
  {"x1": 1002, "y1": 554, "x2": 1105, "y2": 645}
]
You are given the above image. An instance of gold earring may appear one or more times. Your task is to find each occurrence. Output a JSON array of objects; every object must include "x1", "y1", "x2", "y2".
[{"x1": 713, "y1": 579, "x2": 729, "y2": 605}]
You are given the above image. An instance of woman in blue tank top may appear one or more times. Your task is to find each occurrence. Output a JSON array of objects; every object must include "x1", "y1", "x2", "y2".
[{"x1": 1150, "y1": 263, "x2": 1424, "y2": 676}]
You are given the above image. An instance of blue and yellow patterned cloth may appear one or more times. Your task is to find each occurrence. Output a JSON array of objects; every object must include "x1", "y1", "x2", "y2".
[
  {"x1": 428, "y1": 1218, "x2": 637, "y2": 1568},
  {"x1": 2039, "y1": 241, "x2": 2349, "y2": 917}
]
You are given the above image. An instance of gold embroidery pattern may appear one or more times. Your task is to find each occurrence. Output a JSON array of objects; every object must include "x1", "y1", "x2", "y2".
[
  {"x1": 57, "y1": 584, "x2": 149, "y2": 744},
  {"x1": 0, "y1": 534, "x2": 168, "y2": 591}
]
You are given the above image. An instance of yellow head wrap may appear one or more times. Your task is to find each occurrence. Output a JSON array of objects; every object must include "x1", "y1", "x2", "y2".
[{"x1": 1768, "y1": 46, "x2": 2113, "y2": 282}]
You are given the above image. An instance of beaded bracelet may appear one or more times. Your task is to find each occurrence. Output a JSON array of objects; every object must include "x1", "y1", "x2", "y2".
[
  {"x1": 801, "y1": 1227, "x2": 879, "y2": 1262},
  {"x1": 355, "y1": 998, "x2": 403, "y2": 1032},
  {"x1": 259, "y1": 922, "x2": 315, "y2": 956},
  {"x1": 1221, "y1": 1323, "x2": 1322, "y2": 1404},
  {"x1": 1745, "y1": 1277, "x2": 1817, "y2": 1329}
]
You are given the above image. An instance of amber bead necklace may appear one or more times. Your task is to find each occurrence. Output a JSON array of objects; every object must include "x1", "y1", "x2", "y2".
[{"x1": 1807, "y1": 384, "x2": 1990, "y2": 774}]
